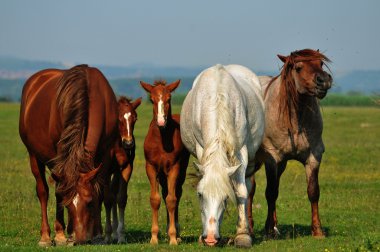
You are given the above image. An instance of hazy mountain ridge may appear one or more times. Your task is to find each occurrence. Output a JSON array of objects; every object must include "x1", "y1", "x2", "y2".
[{"x1": 0, "y1": 56, "x2": 379, "y2": 101}]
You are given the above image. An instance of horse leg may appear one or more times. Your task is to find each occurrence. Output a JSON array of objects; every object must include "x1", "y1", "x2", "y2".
[
  {"x1": 54, "y1": 192, "x2": 67, "y2": 246},
  {"x1": 66, "y1": 208, "x2": 74, "y2": 244},
  {"x1": 305, "y1": 154, "x2": 324, "y2": 237},
  {"x1": 232, "y1": 170, "x2": 252, "y2": 248},
  {"x1": 29, "y1": 154, "x2": 51, "y2": 247},
  {"x1": 264, "y1": 160, "x2": 286, "y2": 238},
  {"x1": 103, "y1": 174, "x2": 115, "y2": 244},
  {"x1": 173, "y1": 156, "x2": 188, "y2": 243},
  {"x1": 146, "y1": 162, "x2": 161, "y2": 244},
  {"x1": 166, "y1": 164, "x2": 181, "y2": 245},
  {"x1": 111, "y1": 172, "x2": 120, "y2": 242},
  {"x1": 116, "y1": 163, "x2": 133, "y2": 244},
  {"x1": 247, "y1": 174, "x2": 256, "y2": 236}
]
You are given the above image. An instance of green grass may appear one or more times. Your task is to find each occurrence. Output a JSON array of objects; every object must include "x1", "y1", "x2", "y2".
[
  {"x1": 319, "y1": 94, "x2": 379, "y2": 107},
  {"x1": 0, "y1": 102, "x2": 379, "y2": 251}
]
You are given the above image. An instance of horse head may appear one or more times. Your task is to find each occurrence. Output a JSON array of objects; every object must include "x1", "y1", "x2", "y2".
[
  {"x1": 117, "y1": 97, "x2": 142, "y2": 149},
  {"x1": 278, "y1": 49, "x2": 332, "y2": 99},
  {"x1": 195, "y1": 162, "x2": 240, "y2": 246},
  {"x1": 62, "y1": 164, "x2": 101, "y2": 244},
  {"x1": 140, "y1": 79, "x2": 180, "y2": 128}
]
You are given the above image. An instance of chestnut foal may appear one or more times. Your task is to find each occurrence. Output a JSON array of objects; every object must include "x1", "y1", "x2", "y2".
[
  {"x1": 140, "y1": 80, "x2": 190, "y2": 245},
  {"x1": 104, "y1": 97, "x2": 141, "y2": 244}
]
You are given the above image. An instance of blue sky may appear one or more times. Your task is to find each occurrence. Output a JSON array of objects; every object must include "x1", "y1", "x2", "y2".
[{"x1": 0, "y1": 0, "x2": 379, "y2": 73}]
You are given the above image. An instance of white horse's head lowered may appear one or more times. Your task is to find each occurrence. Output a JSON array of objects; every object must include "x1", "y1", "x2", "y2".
[
  {"x1": 180, "y1": 64, "x2": 265, "y2": 248},
  {"x1": 195, "y1": 156, "x2": 241, "y2": 246}
]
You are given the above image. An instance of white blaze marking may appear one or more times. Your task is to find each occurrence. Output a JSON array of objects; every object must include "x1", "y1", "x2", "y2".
[
  {"x1": 73, "y1": 194, "x2": 79, "y2": 209},
  {"x1": 158, "y1": 97, "x2": 164, "y2": 119},
  {"x1": 124, "y1": 112, "x2": 131, "y2": 136}
]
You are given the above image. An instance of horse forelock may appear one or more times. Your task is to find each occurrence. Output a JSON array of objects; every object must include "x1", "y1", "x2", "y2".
[
  {"x1": 118, "y1": 96, "x2": 132, "y2": 104},
  {"x1": 51, "y1": 64, "x2": 99, "y2": 206},
  {"x1": 198, "y1": 145, "x2": 236, "y2": 204},
  {"x1": 153, "y1": 79, "x2": 167, "y2": 86}
]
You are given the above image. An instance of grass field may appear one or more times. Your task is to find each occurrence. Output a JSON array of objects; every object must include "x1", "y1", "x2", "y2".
[{"x1": 0, "y1": 102, "x2": 379, "y2": 251}]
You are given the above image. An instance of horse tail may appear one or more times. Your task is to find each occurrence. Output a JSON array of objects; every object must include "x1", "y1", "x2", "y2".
[{"x1": 52, "y1": 64, "x2": 90, "y2": 205}]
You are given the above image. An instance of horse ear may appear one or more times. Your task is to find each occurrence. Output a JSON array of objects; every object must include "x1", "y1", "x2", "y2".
[
  {"x1": 277, "y1": 54, "x2": 288, "y2": 63},
  {"x1": 226, "y1": 164, "x2": 241, "y2": 176},
  {"x1": 132, "y1": 97, "x2": 142, "y2": 109},
  {"x1": 167, "y1": 79, "x2": 181, "y2": 93},
  {"x1": 140, "y1": 81, "x2": 153, "y2": 93},
  {"x1": 80, "y1": 164, "x2": 102, "y2": 183}
]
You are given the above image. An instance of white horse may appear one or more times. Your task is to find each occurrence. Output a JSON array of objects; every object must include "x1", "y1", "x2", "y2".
[{"x1": 180, "y1": 64, "x2": 265, "y2": 247}]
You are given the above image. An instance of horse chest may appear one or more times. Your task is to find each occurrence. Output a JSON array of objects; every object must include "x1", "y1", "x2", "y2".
[{"x1": 144, "y1": 130, "x2": 183, "y2": 171}]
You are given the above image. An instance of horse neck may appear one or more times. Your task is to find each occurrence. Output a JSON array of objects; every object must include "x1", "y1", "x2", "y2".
[
  {"x1": 151, "y1": 115, "x2": 176, "y2": 152},
  {"x1": 268, "y1": 76, "x2": 320, "y2": 132}
]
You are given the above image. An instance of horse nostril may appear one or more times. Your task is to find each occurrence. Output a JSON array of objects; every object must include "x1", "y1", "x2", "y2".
[
  {"x1": 316, "y1": 75, "x2": 324, "y2": 86},
  {"x1": 122, "y1": 139, "x2": 134, "y2": 148}
]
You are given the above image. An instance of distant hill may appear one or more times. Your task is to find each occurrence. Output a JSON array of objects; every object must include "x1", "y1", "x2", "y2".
[
  {"x1": 331, "y1": 70, "x2": 380, "y2": 94},
  {"x1": 0, "y1": 56, "x2": 379, "y2": 101}
]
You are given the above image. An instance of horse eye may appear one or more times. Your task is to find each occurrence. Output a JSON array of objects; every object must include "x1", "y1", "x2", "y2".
[
  {"x1": 197, "y1": 192, "x2": 202, "y2": 198},
  {"x1": 295, "y1": 66, "x2": 302, "y2": 73}
]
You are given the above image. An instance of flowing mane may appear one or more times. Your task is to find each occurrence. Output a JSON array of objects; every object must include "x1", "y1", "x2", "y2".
[
  {"x1": 265, "y1": 49, "x2": 331, "y2": 128},
  {"x1": 51, "y1": 64, "x2": 94, "y2": 205},
  {"x1": 198, "y1": 91, "x2": 238, "y2": 204}
]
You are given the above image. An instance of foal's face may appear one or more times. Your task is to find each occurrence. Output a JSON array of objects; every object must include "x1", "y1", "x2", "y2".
[
  {"x1": 65, "y1": 167, "x2": 100, "y2": 244},
  {"x1": 140, "y1": 80, "x2": 180, "y2": 128},
  {"x1": 118, "y1": 98, "x2": 141, "y2": 149},
  {"x1": 279, "y1": 54, "x2": 333, "y2": 99}
]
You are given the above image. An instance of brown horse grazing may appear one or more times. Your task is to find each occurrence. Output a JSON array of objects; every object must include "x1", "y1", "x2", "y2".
[
  {"x1": 140, "y1": 80, "x2": 190, "y2": 245},
  {"x1": 19, "y1": 65, "x2": 118, "y2": 246},
  {"x1": 104, "y1": 96, "x2": 142, "y2": 244},
  {"x1": 247, "y1": 49, "x2": 332, "y2": 238}
]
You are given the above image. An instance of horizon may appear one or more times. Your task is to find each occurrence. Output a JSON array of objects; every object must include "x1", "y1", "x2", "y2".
[{"x1": 1, "y1": 1, "x2": 379, "y2": 74}]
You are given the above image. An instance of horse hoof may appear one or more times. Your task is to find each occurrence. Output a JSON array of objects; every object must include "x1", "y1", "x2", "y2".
[
  {"x1": 198, "y1": 235, "x2": 203, "y2": 245},
  {"x1": 169, "y1": 239, "x2": 178, "y2": 245},
  {"x1": 38, "y1": 239, "x2": 52, "y2": 247},
  {"x1": 117, "y1": 237, "x2": 127, "y2": 244},
  {"x1": 234, "y1": 233, "x2": 252, "y2": 248},
  {"x1": 92, "y1": 235, "x2": 106, "y2": 245},
  {"x1": 312, "y1": 227, "x2": 325, "y2": 238},
  {"x1": 265, "y1": 226, "x2": 280, "y2": 239},
  {"x1": 54, "y1": 239, "x2": 67, "y2": 246},
  {"x1": 150, "y1": 237, "x2": 158, "y2": 245}
]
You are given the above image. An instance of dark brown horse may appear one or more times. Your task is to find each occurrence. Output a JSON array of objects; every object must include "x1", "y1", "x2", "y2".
[
  {"x1": 248, "y1": 49, "x2": 332, "y2": 238},
  {"x1": 104, "y1": 96, "x2": 141, "y2": 244},
  {"x1": 19, "y1": 65, "x2": 118, "y2": 246},
  {"x1": 140, "y1": 80, "x2": 190, "y2": 245}
]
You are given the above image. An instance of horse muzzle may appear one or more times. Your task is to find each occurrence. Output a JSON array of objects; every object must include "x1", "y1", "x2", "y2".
[
  {"x1": 122, "y1": 138, "x2": 134, "y2": 149},
  {"x1": 199, "y1": 234, "x2": 221, "y2": 247},
  {"x1": 315, "y1": 72, "x2": 332, "y2": 99}
]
